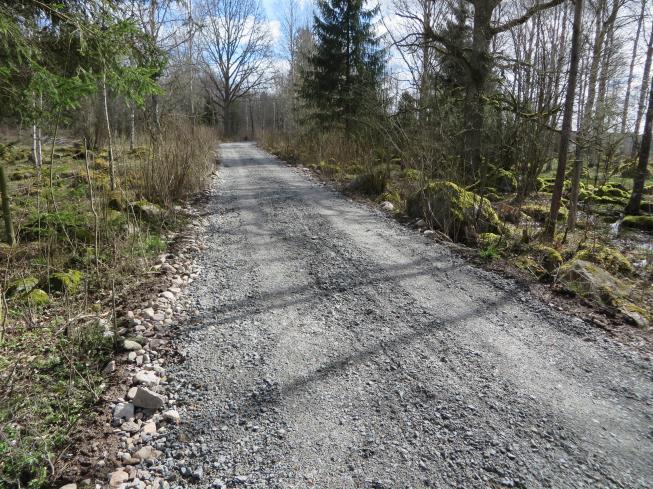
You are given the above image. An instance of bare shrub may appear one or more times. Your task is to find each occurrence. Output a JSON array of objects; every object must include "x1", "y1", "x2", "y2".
[{"x1": 138, "y1": 118, "x2": 217, "y2": 206}]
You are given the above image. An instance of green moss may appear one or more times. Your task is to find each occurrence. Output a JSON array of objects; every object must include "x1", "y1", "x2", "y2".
[
  {"x1": 378, "y1": 190, "x2": 402, "y2": 208},
  {"x1": 129, "y1": 200, "x2": 163, "y2": 223},
  {"x1": 5, "y1": 277, "x2": 39, "y2": 297},
  {"x1": 407, "y1": 180, "x2": 502, "y2": 243},
  {"x1": 559, "y1": 259, "x2": 628, "y2": 308},
  {"x1": 479, "y1": 232, "x2": 501, "y2": 249},
  {"x1": 23, "y1": 288, "x2": 50, "y2": 306},
  {"x1": 622, "y1": 215, "x2": 653, "y2": 232},
  {"x1": 401, "y1": 168, "x2": 423, "y2": 182},
  {"x1": 531, "y1": 244, "x2": 563, "y2": 273},
  {"x1": 576, "y1": 244, "x2": 634, "y2": 276},
  {"x1": 522, "y1": 204, "x2": 567, "y2": 223},
  {"x1": 491, "y1": 169, "x2": 517, "y2": 193},
  {"x1": 47, "y1": 269, "x2": 84, "y2": 294},
  {"x1": 596, "y1": 184, "x2": 629, "y2": 200},
  {"x1": 515, "y1": 255, "x2": 547, "y2": 278}
]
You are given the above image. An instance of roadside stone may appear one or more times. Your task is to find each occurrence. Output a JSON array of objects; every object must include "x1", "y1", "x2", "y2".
[
  {"x1": 60, "y1": 484, "x2": 77, "y2": 489},
  {"x1": 132, "y1": 387, "x2": 165, "y2": 409},
  {"x1": 102, "y1": 360, "x2": 116, "y2": 374},
  {"x1": 380, "y1": 201, "x2": 394, "y2": 211},
  {"x1": 113, "y1": 402, "x2": 134, "y2": 423},
  {"x1": 108, "y1": 469, "x2": 129, "y2": 487},
  {"x1": 162, "y1": 409, "x2": 180, "y2": 424},
  {"x1": 123, "y1": 340, "x2": 142, "y2": 351},
  {"x1": 161, "y1": 291, "x2": 176, "y2": 302},
  {"x1": 134, "y1": 371, "x2": 160, "y2": 387},
  {"x1": 134, "y1": 445, "x2": 162, "y2": 461},
  {"x1": 121, "y1": 420, "x2": 141, "y2": 433}
]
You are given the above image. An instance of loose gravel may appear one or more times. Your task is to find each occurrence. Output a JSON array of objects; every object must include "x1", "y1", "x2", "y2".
[{"x1": 162, "y1": 142, "x2": 652, "y2": 488}]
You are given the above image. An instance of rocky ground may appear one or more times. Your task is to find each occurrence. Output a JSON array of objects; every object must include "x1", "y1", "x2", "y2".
[{"x1": 98, "y1": 143, "x2": 652, "y2": 488}]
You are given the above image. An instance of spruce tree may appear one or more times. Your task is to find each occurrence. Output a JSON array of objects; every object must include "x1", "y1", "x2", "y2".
[{"x1": 300, "y1": 0, "x2": 384, "y2": 132}]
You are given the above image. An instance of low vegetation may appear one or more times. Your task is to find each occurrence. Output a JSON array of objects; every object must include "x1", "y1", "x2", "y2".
[{"x1": 0, "y1": 122, "x2": 215, "y2": 486}]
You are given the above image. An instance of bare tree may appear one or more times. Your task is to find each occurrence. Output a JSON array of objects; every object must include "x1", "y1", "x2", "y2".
[
  {"x1": 625, "y1": 74, "x2": 653, "y2": 214},
  {"x1": 543, "y1": 0, "x2": 584, "y2": 241},
  {"x1": 198, "y1": 0, "x2": 273, "y2": 136}
]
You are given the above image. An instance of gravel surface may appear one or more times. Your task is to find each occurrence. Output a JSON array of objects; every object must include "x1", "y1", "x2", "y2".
[{"x1": 164, "y1": 142, "x2": 652, "y2": 488}]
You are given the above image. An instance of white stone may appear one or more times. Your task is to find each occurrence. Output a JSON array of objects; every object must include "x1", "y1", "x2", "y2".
[
  {"x1": 162, "y1": 409, "x2": 180, "y2": 424},
  {"x1": 133, "y1": 371, "x2": 160, "y2": 387}
]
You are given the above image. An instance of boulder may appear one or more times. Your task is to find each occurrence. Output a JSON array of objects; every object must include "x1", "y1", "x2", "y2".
[
  {"x1": 132, "y1": 387, "x2": 165, "y2": 409},
  {"x1": 5, "y1": 277, "x2": 38, "y2": 297},
  {"x1": 130, "y1": 200, "x2": 163, "y2": 223},
  {"x1": 491, "y1": 169, "x2": 517, "y2": 193},
  {"x1": 23, "y1": 289, "x2": 49, "y2": 306},
  {"x1": 406, "y1": 180, "x2": 502, "y2": 243},
  {"x1": 575, "y1": 244, "x2": 634, "y2": 276},
  {"x1": 47, "y1": 270, "x2": 83, "y2": 294},
  {"x1": 558, "y1": 259, "x2": 628, "y2": 307},
  {"x1": 622, "y1": 215, "x2": 653, "y2": 233}
]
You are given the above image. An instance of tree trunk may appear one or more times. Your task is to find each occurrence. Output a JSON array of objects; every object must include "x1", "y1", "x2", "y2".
[
  {"x1": 621, "y1": 0, "x2": 645, "y2": 134},
  {"x1": 633, "y1": 21, "x2": 653, "y2": 156},
  {"x1": 544, "y1": 0, "x2": 583, "y2": 241},
  {"x1": 567, "y1": 0, "x2": 619, "y2": 231},
  {"x1": 463, "y1": 0, "x2": 496, "y2": 178},
  {"x1": 102, "y1": 71, "x2": 116, "y2": 191},
  {"x1": 129, "y1": 103, "x2": 136, "y2": 151},
  {"x1": 0, "y1": 166, "x2": 15, "y2": 246},
  {"x1": 625, "y1": 74, "x2": 653, "y2": 215}
]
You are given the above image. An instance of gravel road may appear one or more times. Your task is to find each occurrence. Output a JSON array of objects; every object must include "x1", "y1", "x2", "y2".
[{"x1": 165, "y1": 142, "x2": 652, "y2": 488}]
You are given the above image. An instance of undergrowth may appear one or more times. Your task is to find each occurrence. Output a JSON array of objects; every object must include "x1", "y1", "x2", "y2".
[{"x1": 0, "y1": 120, "x2": 215, "y2": 487}]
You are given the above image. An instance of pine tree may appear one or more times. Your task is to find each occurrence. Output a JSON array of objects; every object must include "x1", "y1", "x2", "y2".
[{"x1": 300, "y1": 0, "x2": 384, "y2": 132}]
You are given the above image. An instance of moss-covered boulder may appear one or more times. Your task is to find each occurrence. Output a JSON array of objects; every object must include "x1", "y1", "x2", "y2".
[
  {"x1": 108, "y1": 190, "x2": 128, "y2": 211},
  {"x1": 491, "y1": 169, "x2": 517, "y2": 193},
  {"x1": 521, "y1": 204, "x2": 568, "y2": 223},
  {"x1": 531, "y1": 244, "x2": 563, "y2": 273},
  {"x1": 5, "y1": 277, "x2": 39, "y2": 297},
  {"x1": 622, "y1": 215, "x2": 653, "y2": 232},
  {"x1": 618, "y1": 302, "x2": 650, "y2": 328},
  {"x1": 130, "y1": 200, "x2": 163, "y2": 223},
  {"x1": 407, "y1": 180, "x2": 502, "y2": 242},
  {"x1": 478, "y1": 232, "x2": 503, "y2": 249},
  {"x1": 47, "y1": 269, "x2": 84, "y2": 294},
  {"x1": 23, "y1": 288, "x2": 50, "y2": 306},
  {"x1": 595, "y1": 184, "x2": 629, "y2": 200},
  {"x1": 576, "y1": 244, "x2": 633, "y2": 276},
  {"x1": 558, "y1": 259, "x2": 628, "y2": 308}
]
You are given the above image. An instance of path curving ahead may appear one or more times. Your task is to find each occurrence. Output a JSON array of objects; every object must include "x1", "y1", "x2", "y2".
[{"x1": 167, "y1": 142, "x2": 652, "y2": 488}]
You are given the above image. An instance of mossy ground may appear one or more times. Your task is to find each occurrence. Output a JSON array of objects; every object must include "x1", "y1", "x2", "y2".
[{"x1": 0, "y1": 140, "x2": 187, "y2": 487}]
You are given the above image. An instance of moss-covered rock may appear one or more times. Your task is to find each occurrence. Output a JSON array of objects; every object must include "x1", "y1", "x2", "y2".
[
  {"x1": 595, "y1": 184, "x2": 629, "y2": 200},
  {"x1": 23, "y1": 288, "x2": 50, "y2": 306},
  {"x1": 401, "y1": 168, "x2": 423, "y2": 182},
  {"x1": 531, "y1": 244, "x2": 563, "y2": 273},
  {"x1": 130, "y1": 200, "x2": 164, "y2": 223},
  {"x1": 622, "y1": 215, "x2": 653, "y2": 232},
  {"x1": 47, "y1": 269, "x2": 84, "y2": 294},
  {"x1": 576, "y1": 244, "x2": 634, "y2": 276},
  {"x1": 108, "y1": 190, "x2": 128, "y2": 211},
  {"x1": 521, "y1": 203, "x2": 567, "y2": 223},
  {"x1": 478, "y1": 232, "x2": 502, "y2": 249},
  {"x1": 515, "y1": 255, "x2": 547, "y2": 278},
  {"x1": 489, "y1": 169, "x2": 517, "y2": 193},
  {"x1": 5, "y1": 277, "x2": 39, "y2": 297},
  {"x1": 9, "y1": 169, "x2": 35, "y2": 181},
  {"x1": 407, "y1": 180, "x2": 502, "y2": 243},
  {"x1": 618, "y1": 302, "x2": 650, "y2": 328},
  {"x1": 558, "y1": 259, "x2": 628, "y2": 308}
]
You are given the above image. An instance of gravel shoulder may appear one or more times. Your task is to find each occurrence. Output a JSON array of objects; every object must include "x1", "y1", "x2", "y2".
[{"x1": 165, "y1": 142, "x2": 652, "y2": 488}]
